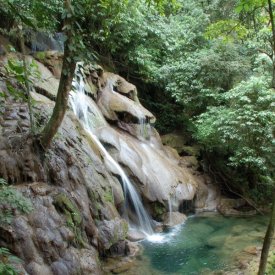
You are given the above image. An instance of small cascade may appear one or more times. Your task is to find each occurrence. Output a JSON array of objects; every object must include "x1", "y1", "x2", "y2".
[
  {"x1": 29, "y1": 31, "x2": 65, "y2": 52},
  {"x1": 138, "y1": 117, "x2": 148, "y2": 139},
  {"x1": 70, "y1": 66, "x2": 154, "y2": 236},
  {"x1": 168, "y1": 197, "x2": 172, "y2": 226}
]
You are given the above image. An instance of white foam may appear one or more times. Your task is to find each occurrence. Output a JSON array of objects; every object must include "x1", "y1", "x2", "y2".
[{"x1": 146, "y1": 233, "x2": 166, "y2": 243}]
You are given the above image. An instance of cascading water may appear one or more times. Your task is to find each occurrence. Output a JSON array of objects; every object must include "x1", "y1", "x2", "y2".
[
  {"x1": 70, "y1": 65, "x2": 154, "y2": 236},
  {"x1": 138, "y1": 117, "x2": 148, "y2": 140},
  {"x1": 168, "y1": 197, "x2": 172, "y2": 226}
]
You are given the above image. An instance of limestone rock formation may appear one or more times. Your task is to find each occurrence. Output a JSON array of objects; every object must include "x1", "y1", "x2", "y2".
[{"x1": 0, "y1": 50, "x2": 205, "y2": 274}]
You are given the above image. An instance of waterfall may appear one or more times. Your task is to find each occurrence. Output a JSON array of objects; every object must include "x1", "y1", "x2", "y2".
[
  {"x1": 168, "y1": 197, "x2": 172, "y2": 226},
  {"x1": 70, "y1": 65, "x2": 154, "y2": 235},
  {"x1": 138, "y1": 117, "x2": 148, "y2": 139}
]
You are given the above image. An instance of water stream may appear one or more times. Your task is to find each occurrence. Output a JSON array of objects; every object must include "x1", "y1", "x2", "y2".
[
  {"x1": 133, "y1": 213, "x2": 268, "y2": 275},
  {"x1": 70, "y1": 67, "x2": 154, "y2": 235}
]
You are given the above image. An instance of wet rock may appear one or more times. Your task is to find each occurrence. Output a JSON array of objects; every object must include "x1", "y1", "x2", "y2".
[
  {"x1": 126, "y1": 241, "x2": 142, "y2": 257},
  {"x1": 97, "y1": 126, "x2": 198, "y2": 204},
  {"x1": 127, "y1": 229, "x2": 146, "y2": 241},
  {"x1": 109, "y1": 240, "x2": 129, "y2": 257},
  {"x1": 179, "y1": 156, "x2": 199, "y2": 169},
  {"x1": 163, "y1": 212, "x2": 187, "y2": 227}
]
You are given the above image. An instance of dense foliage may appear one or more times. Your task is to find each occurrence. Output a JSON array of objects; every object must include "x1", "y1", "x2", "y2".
[
  {"x1": 0, "y1": 0, "x2": 274, "y2": 198},
  {"x1": 82, "y1": 0, "x2": 275, "y2": 201},
  {"x1": 0, "y1": 178, "x2": 33, "y2": 224}
]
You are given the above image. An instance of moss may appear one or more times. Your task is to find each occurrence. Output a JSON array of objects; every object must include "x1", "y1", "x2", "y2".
[
  {"x1": 151, "y1": 201, "x2": 166, "y2": 220},
  {"x1": 35, "y1": 51, "x2": 47, "y2": 61},
  {"x1": 122, "y1": 220, "x2": 129, "y2": 237},
  {"x1": 87, "y1": 189, "x2": 101, "y2": 219},
  {"x1": 53, "y1": 193, "x2": 85, "y2": 247},
  {"x1": 103, "y1": 188, "x2": 114, "y2": 204},
  {"x1": 267, "y1": 250, "x2": 275, "y2": 274},
  {"x1": 107, "y1": 220, "x2": 128, "y2": 248}
]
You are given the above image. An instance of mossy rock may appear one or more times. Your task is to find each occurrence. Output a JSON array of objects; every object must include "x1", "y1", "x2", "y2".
[
  {"x1": 98, "y1": 218, "x2": 129, "y2": 250},
  {"x1": 150, "y1": 201, "x2": 166, "y2": 220},
  {"x1": 87, "y1": 189, "x2": 102, "y2": 220},
  {"x1": 103, "y1": 187, "x2": 114, "y2": 204},
  {"x1": 53, "y1": 193, "x2": 85, "y2": 247},
  {"x1": 34, "y1": 51, "x2": 47, "y2": 61}
]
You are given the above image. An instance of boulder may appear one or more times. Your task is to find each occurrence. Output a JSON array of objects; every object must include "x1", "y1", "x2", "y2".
[
  {"x1": 127, "y1": 229, "x2": 146, "y2": 242},
  {"x1": 163, "y1": 212, "x2": 187, "y2": 227},
  {"x1": 97, "y1": 218, "x2": 128, "y2": 250}
]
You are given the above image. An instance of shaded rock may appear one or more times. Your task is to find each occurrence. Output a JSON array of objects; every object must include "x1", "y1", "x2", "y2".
[
  {"x1": 195, "y1": 178, "x2": 220, "y2": 212},
  {"x1": 28, "y1": 32, "x2": 64, "y2": 52},
  {"x1": 161, "y1": 133, "x2": 200, "y2": 156},
  {"x1": 218, "y1": 198, "x2": 257, "y2": 217},
  {"x1": 109, "y1": 240, "x2": 129, "y2": 257},
  {"x1": 179, "y1": 156, "x2": 199, "y2": 169},
  {"x1": 161, "y1": 133, "x2": 187, "y2": 153}
]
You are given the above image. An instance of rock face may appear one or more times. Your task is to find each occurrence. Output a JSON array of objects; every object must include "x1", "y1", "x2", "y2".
[
  {"x1": 0, "y1": 51, "x2": 203, "y2": 274},
  {"x1": 0, "y1": 95, "x2": 124, "y2": 274}
]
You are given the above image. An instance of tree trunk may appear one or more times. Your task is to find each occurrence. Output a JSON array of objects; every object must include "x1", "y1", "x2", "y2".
[
  {"x1": 40, "y1": 0, "x2": 76, "y2": 150},
  {"x1": 258, "y1": 191, "x2": 275, "y2": 275},
  {"x1": 267, "y1": 0, "x2": 275, "y2": 88}
]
